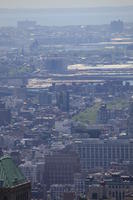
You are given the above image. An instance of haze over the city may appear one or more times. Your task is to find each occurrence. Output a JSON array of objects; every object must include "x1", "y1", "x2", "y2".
[
  {"x1": 1, "y1": 0, "x2": 133, "y2": 199},
  {"x1": 0, "y1": 0, "x2": 133, "y2": 8}
]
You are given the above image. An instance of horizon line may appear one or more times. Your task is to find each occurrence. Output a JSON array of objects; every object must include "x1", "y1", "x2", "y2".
[{"x1": 0, "y1": 5, "x2": 133, "y2": 10}]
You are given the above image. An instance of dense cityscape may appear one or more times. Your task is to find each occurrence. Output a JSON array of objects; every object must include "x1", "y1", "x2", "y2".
[{"x1": 0, "y1": 6, "x2": 133, "y2": 200}]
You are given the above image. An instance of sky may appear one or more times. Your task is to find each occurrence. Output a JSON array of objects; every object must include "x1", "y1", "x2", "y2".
[{"x1": 0, "y1": 0, "x2": 133, "y2": 9}]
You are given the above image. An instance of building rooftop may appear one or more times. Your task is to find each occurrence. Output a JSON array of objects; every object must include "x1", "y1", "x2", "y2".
[{"x1": 0, "y1": 156, "x2": 26, "y2": 188}]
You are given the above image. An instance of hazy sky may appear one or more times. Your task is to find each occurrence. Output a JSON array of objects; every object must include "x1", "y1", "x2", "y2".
[{"x1": 0, "y1": 0, "x2": 133, "y2": 8}]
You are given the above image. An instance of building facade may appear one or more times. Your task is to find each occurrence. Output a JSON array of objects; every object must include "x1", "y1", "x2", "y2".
[
  {"x1": 87, "y1": 173, "x2": 133, "y2": 200},
  {"x1": 44, "y1": 149, "x2": 80, "y2": 189},
  {"x1": 74, "y1": 138, "x2": 133, "y2": 171}
]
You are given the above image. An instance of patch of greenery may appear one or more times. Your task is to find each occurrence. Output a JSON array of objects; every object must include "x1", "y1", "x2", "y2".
[
  {"x1": 107, "y1": 99, "x2": 128, "y2": 110},
  {"x1": 73, "y1": 102, "x2": 101, "y2": 124},
  {"x1": 73, "y1": 98, "x2": 128, "y2": 125}
]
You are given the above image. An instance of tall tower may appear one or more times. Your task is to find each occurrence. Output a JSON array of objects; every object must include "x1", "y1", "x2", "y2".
[
  {"x1": 0, "y1": 100, "x2": 11, "y2": 126},
  {"x1": 127, "y1": 100, "x2": 133, "y2": 138},
  {"x1": 97, "y1": 104, "x2": 110, "y2": 124},
  {"x1": 56, "y1": 91, "x2": 69, "y2": 112}
]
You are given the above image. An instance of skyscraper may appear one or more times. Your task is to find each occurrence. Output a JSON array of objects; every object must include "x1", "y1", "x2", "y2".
[
  {"x1": 127, "y1": 100, "x2": 133, "y2": 138},
  {"x1": 110, "y1": 20, "x2": 124, "y2": 33},
  {"x1": 56, "y1": 91, "x2": 70, "y2": 112},
  {"x1": 97, "y1": 104, "x2": 110, "y2": 124},
  {"x1": 44, "y1": 149, "x2": 80, "y2": 189},
  {"x1": 0, "y1": 100, "x2": 11, "y2": 126}
]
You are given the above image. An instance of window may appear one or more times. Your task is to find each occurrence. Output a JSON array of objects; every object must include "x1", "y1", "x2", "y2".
[{"x1": 109, "y1": 191, "x2": 111, "y2": 196}]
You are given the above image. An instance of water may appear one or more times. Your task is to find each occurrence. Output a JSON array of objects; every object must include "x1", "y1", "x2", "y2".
[{"x1": 0, "y1": 8, "x2": 133, "y2": 27}]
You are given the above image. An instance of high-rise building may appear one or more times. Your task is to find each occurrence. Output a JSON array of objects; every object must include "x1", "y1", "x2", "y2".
[
  {"x1": 110, "y1": 20, "x2": 124, "y2": 33},
  {"x1": 19, "y1": 161, "x2": 37, "y2": 185},
  {"x1": 56, "y1": 91, "x2": 70, "y2": 112},
  {"x1": 127, "y1": 101, "x2": 133, "y2": 138},
  {"x1": 10, "y1": 151, "x2": 21, "y2": 166},
  {"x1": 45, "y1": 57, "x2": 67, "y2": 74},
  {"x1": 97, "y1": 104, "x2": 110, "y2": 124},
  {"x1": 39, "y1": 91, "x2": 52, "y2": 106},
  {"x1": 74, "y1": 138, "x2": 133, "y2": 171},
  {"x1": 0, "y1": 100, "x2": 11, "y2": 126},
  {"x1": 0, "y1": 156, "x2": 31, "y2": 200},
  {"x1": 44, "y1": 149, "x2": 80, "y2": 189}
]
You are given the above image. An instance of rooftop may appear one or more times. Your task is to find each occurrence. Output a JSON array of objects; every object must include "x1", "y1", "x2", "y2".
[{"x1": 0, "y1": 156, "x2": 26, "y2": 188}]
